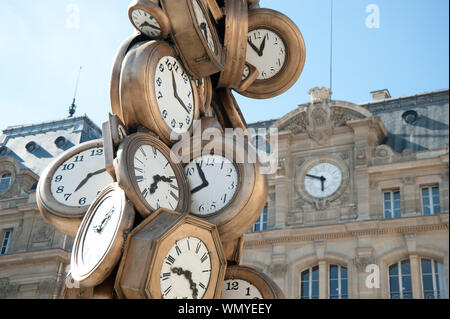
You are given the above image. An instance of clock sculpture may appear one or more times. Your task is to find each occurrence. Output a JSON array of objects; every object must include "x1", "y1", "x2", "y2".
[{"x1": 37, "y1": 0, "x2": 305, "y2": 299}]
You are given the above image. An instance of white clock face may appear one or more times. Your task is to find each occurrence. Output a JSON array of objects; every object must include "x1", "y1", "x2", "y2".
[
  {"x1": 222, "y1": 279, "x2": 263, "y2": 299},
  {"x1": 78, "y1": 191, "x2": 121, "y2": 273},
  {"x1": 155, "y1": 56, "x2": 195, "y2": 135},
  {"x1": 185, "y1": 154, "x2": 239, "y2": 216},
  {"x1": 134, "y1": 144, "x2": 180, "y2": 211},
  {"x1": 191, "y1": 0, "x2": 216, "y2": 53},
  {"x1": 50, "y1": 147, "x2": 113, "y2": 207},
  {"x1": 304, "y1": 163, "x2": 342, "y2": 198},
  {"x1": 160, "y1": 237, "x2": 211, "y2": 299},
  {"x1": 131, "y1": 9, "x2": 162, "y2": 38},
  {"x1": 246, "y1": 28, "x2": 286, "y2": 80},
  {"x1": 242, "y1": 64, "x2": 250, "y2": 81}
]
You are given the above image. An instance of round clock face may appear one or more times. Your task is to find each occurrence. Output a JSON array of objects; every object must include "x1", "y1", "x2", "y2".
[
  {"x1": 133, "y1": 144, "x2": 180, "y2": 211},
  {"x1": 160, "y1": 236, "x2": 211, "y2": 299},
  {"x1": 185, "y1": 154, "x2": 239, "y2": 216},
  {"x1": 130, "y1": 9, "x2": 162, "y2": 38},
  {"x1": 78, "y1": 191, "x2": 121, "y2": 273},
  {"x1": 191, "y1": 0, "x2": 216, "y2": 54},
  {"x1": 246, "y1": 28, "x2": 286, "y2": 80},
  {"x1": 50, "y1": 147, "x2": 113, "y2": 207},
  {"x1": 155, "y1": 56, "x2": 195, "y2": 135},
  {"x1": 304, "y1": 163, "x2": 342, "y2": 198},
  {"x1": 222, "y1": 279, "x2": 263, "y2": 299}
]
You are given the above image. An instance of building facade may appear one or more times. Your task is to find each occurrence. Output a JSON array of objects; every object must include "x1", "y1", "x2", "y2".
[
  {"x1": 0, "y1": 116, "x2": 101, "y2": 298},
  {"x1": 242, "y1": 88, "x2": 449, "y2": 299},
  {"x1": 0, "y1": 88, "x2": 448, "y2": 299}
]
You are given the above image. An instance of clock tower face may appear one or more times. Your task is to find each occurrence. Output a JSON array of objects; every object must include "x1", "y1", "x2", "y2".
[
  {"x1": 159, "y1": 236, "x2": 212, "y2": 299},
  {"x1": 304, "y1": 163, "x2": 342, "y2": 199}
]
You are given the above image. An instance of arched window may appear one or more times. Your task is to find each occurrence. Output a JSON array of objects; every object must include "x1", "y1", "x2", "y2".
[
  {"x1": 300, "y1": 266, "x2": 319, "y2": 299},
  {"x1": 421, "y1": 259, "x2": 447, "y2": 299},
  {"x1": 329, "y1": 265, "x2": 348, "y2": 299},
  {"x1": 389, "y1": 260, "x2": 412, "y2": 299},
  {"x1": 0, "y1": 173, "x2": 12, "y2": 194}
]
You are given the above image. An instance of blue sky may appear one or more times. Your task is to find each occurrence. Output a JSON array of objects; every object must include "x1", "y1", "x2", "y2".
[{"x1": 0, "y1": 0, "x2": 448, "y2": 131}]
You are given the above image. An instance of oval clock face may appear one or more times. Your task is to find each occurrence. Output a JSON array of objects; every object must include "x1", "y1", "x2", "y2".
[
  {"x1": 154, "y1": 56, "x2": 195, "y2": 135},
  {"x1": 130, "y1": 9, "x2": 162, "y2": 38},
  {"x1": 222, "y1": 279, "x2": 263, "y2": 299},
  {"x1": 50, "y1": 147, "x2": 113, "y2": 207},
  {"x1": 304, "y1": 163, "x2": 342, "y2": 198},
  {"x1": 191, "y1": 0, "x2": 216, "y2": 54},
  {"x1": 185, "y1": 154, "x2": 239, "y2": 216},
  {"x1": 160, "y1": 236, "x2": 212, "y2": 299},
  {"x1": 246, "y1": 28, "x2": 287, "y2": 80}
]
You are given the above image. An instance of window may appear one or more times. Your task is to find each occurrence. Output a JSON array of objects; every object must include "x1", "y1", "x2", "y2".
[
  {"x1": 421, "y1": 186, "x2": 441, "y2": 216},
  {"x1": 252, "y1": 204, "x2": 268, "y2": 232},
  {"x1": 389, "y1": 260, "x2": 413, "y2": 299},
  {"x1": 329, "y1": 265, "x2": 348, "y2": 299},
  {"x1": 1, "y1": 230, "x2": 12, "y2": 255},
  {"x1": 0, "y1": 173, "x2": 12, "y2": 195},
  {"x1": 383, "y1": 190, "x2": 401, "y2": 219},
  {"x1": 300, "y1": 266, "x2": 319, "y2": 299},
  {"x1": 421, "y1": 259, "x2": 447, "y2": 299}
]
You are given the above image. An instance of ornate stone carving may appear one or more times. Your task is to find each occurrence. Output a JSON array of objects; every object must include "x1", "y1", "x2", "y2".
[
  {"x1": 267, "y1": 264, "x2": 288, "y2": 278},
  {"x1": 306, "y1": 100, "x2": 333, "y2": 145},
  {"x1": 353, "y1": 255, "x2": 376, "y2": 273}
]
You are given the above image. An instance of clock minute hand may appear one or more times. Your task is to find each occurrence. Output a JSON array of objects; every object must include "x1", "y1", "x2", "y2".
[
  {"x1": 247, "y1": 38, "x2": 260, "y2": 55},
  {"x1": 191, "y1": 163, "x2": 209, "y2": 194},
  {"x1": 139, "y1": 21, "x2": 161, "y2": 31},
  {"x1": 258, "y1": 34, "x2": 267, "y2": 56},
  {"x1": 306, "y1": 174, "x2": 323, "y2": 181},
  {"x1": 171, "y1": 267, "x2": 199, "y2": 299},
  {"x1": 171, "y1": 71, "x2": 190, "y2": 113},
  {"x1": 75, "y1": 168, "x2": 107, "y2": 192},
  {"x1": 199, "y1": 22, "x2": 209, "y2": 42}
]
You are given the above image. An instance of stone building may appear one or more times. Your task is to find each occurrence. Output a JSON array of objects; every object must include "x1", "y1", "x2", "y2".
[
  {"x1": 0, "y1": 88, "x2": 448, "y2": 299},
  {"x1": 0, "y1": 116, "x2": 101, "y2": 298},
  {"x1": 243, "y1": 88, "x2": 449, "y2": 299}
]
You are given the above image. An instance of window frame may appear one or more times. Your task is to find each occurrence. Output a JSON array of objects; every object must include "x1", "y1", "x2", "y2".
[
  {"x1": 300, "y1": 266, "x2": 320, "y2": 299},
  {"x1": 383, "y1": 189, "x2": 401, "y2": 219},
  {"x1": 328, "y1": 264, "x2": 348, "y2": 299},
  {"x1": 420, "y1": 186, "x2": 441, "y2": 216},
  {"x1": 0, "y1": 229, "x2": 13, "y2": 255},
  {"x1": 252, "y1": 203, "x2": 268, "y2": 232},
  {"x1": 388, "y1": 259, "x2": 413, "y2": 299},
  {"x1": 420, "y1": 258, "x2": 447, "y2": 299},
  {"x1": 0, "y1": 172, "x2": 12, "y2": 195}
]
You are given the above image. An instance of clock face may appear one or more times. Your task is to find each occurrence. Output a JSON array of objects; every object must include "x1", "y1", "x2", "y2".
[
  {"x1": 155, "y1": 56, "x2": 195, "y2": 135},
  {"x1": 50, "y1": 147, "x2": 113, "y2": 207},
  {"x1": 191, "y1": 0, "x2": 216, "y2": 53},
  {"x1": 160, "y1": 236, "x2": 211, "y2": 299},
  {"x1": 78, "y1": 191, "x2": 121, "y2": 273},
  {"x1": 304, "y1": 163, "x2": 342, "y2": 199},
  {"x1": 130, "y1": 9, "x2": 162, "y2": 38},
  {"x1": 222, "y1": 279, "x2": 263, "y2": 299},
  {"x1": 246, "y1": 28, "x2": 286, "y2": 80},
  {"x1": 133, "y1": 144, "x2": 180, "y2": 211},
  {"x1": 242, "y1": 64, "x2": 250, "y2": 80},
  {"x1": 185, "y1": 154, "x2": 239, "y2": 216}
]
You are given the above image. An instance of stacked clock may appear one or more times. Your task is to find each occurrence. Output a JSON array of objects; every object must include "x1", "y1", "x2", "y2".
[{"x1": 37, "y1": 0, "x2": 304, "y2": 299}]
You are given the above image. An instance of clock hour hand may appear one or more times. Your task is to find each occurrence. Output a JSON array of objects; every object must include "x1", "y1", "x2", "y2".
[
  {"x1": 150, "y1": 175, "x2": 174, "y2": 194},
  {"x1": 75, "y1": 168, "x2": 107, "y2": 192},
  {"x1": 171, "y1": 71, "x2": 190, "y2": 113},
  {"x1": 247, "y1": 38, "x2": 260, "y2": 55},
  {"x1": 199, "y1": 22, "x2": 209, "y2": 42},
  {"x1": 306, "y1": 174, "x2": 323, "y2": 181},
  {"x1": 93, "y1": 207, "x2": 115, "y2": 233},
  {"x1": 171, "y1": 267, "x2": 199, "y2": 299},
  {"x1": 191, "y1": 163, "x2": 209, "y2": 194},
  {"x1": 258, "y1": 34, "x2": 267, "y2": 56},
  {"x1": 139, "y1": 21, "x2": 161, "y2": 31}
]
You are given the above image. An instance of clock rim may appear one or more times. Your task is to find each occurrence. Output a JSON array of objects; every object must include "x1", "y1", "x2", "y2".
[
  {"x1": 120, "y1": 40, "x2": 200, "y2": 146},
  {"x1": 70, "y1": 183, "x2": 135, "y2": 288},
  {"x1": 128, "y1": 0, "x2": 172, "y2": 39},
  {"x1": 236, "y1": 7, "x2": 306, "y2": 99},
  {"x1": 36, "y1": 139, "x2": 111, "y2": 237},
  {"x1": 114, "y1": 133, "x2": 191, "y2": 218},
  {"x1": 223, "y1": 265, "x2": 285, "y2": 299}
]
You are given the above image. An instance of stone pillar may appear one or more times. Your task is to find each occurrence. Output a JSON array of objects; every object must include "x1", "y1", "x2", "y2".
[
  {"x1": 409, "y1": 254, "x2": 422, "y2": 299},
  {"x1": 318, "y1": 260, "x2": 328, "y2": 299},
  {"x1": 274, "y1": 176, "x2": 288, "y2": 228}
]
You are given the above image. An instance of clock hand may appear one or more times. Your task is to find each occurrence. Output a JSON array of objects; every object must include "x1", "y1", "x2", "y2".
[
  {"x1": 306, "y1": 174, "x2": 323, "y2": 181},
  {"x1": 93, "y1": 207, "x2": 115, "y2": 233},
  {"x1": 191, "y1": 163, "x2": 209, "y2": 194},
  {"x1": 247, "y1": 38, "x2": 260, "y2": 55},
  {"x1": 150, "y1": 175, "x2": 162, "y2": 194},
  {"x1": 321, "y1": 176, "x2": 326, "y2": 192},
  {"x1": 139, "y1": 21, "x2": 161, "y2": 31},
  {"x1": 258, "y1": 34, "x2": 267, "y2": 56},
  {"x1": 199, "y1": 22, "x2": 209, "y2": 42},
  {"x1": 171, "y1": 267, "x2": 199, "y2": 299},
  {"x1": 171, "y1": 71, "x2": 190, "y2": 113},
  {"x1": 74, "y1": 168, "x2": 107, "y2": 192}
]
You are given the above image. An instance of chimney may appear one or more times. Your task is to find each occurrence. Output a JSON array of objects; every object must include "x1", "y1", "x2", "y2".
[{"x1": 370, "y1": 89, "x2": 391, "y2": 101}]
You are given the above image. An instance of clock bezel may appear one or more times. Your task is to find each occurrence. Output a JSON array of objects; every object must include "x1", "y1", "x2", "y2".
[
  {"x1": 237, "y1": 8, "x2": 306, "y2": 99},
  {"x1": 120, "y1": 40, "x2": 200, "y2": 146},
  {"x1": 37, "y1": 139, "x2": 113, "y2": 237},
  {"x1": 223, "y1": 265, "x2": 285, "y2": 299},
  {"x1": 70, "y1": 183, "x2": 135, "y2": 288},
  {"x1": 295, "y1": 157, "x2": 350, "y2": 205},
  {"x1": 128, "y1": 0, "x2": 172, "y2": 40},
  {"x1": 114, "y1": 133, "x2": 190, "y2": 218}
]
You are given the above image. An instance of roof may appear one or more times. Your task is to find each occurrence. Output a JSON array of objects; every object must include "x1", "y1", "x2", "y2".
[{"x1": 0, "y1": 115, "x2": 102, "y2": 176}]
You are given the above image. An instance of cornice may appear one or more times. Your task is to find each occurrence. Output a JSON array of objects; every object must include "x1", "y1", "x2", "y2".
[{"x1": 0, "y1": 249, "x2": 70, "y2": 267}]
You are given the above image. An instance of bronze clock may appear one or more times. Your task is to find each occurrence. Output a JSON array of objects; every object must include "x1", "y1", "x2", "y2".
[{"x1": 128, "y1": 0, "x2": 172, "y2": 39}]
